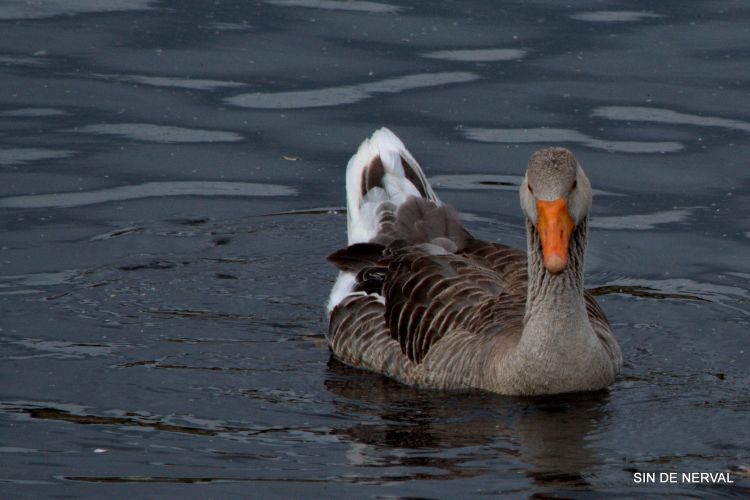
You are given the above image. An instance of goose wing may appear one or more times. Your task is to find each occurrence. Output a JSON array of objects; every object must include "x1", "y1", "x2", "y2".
[{"x1": 382, "y1": 240, "x2": 527, "y2": 363}]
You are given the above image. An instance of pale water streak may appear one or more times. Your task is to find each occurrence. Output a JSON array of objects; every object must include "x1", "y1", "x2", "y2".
[
  {"x1": 0, "y1": 108, "x2": 68, "y2": 117},
  {"x1": 208, "y1": 22, "x2": 253, "y2": 31},
  {"x1": 0, "y1": 270, "x2": 81, "y2": 289},
  {"x1": 226, "y1": 72, "x2": 479, "y2": 109},
  {"x1": 65, "y1": 124, "x2": 243, "y2": 143},
  {"x1": 593, "y1": 106, "x2": 750, "y2": 133},
  {"x1": 0, "y1": 0, "x2": 154, "y2": 20},
  {"x1": 0, "y1": 181, "x2": 296, "y2": 209},
  {"x1": 0, "y1": 55, "x2": 47, "y2": 66},
  {"x1": 590, "y1": 208, "x2": 695, "y2": 230},
  {"x1": 90, "y1": 73, "x2": 248, "y2": 91},
  {"x1": 0, "y1": 148, "x2": 76, "y2": 166},
  {"x1": 571, "y1": 11, "x2": 663, "y2": 22},
  {"x1": 422, "y1": 48, "x2": 527, "y2": 62},
  {"x1": 463, "y1": 127, "x2": 684, "y2": 153},
  {"x1": 264, "y1": 0, "x2": 404, "y2": 13}
]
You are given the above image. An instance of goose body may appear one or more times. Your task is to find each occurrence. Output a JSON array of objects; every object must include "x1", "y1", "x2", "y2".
[{"x1": 326, "y1": 128, "x2": 622, "y2": 395}]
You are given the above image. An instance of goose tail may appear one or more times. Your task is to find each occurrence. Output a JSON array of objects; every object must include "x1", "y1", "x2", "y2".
[
  {"x1": 344, "y1": 127, "x2": 440, "y2": 245},
  {"x1": 327, "y1": 128, "x2": 448, "y2": 312}
]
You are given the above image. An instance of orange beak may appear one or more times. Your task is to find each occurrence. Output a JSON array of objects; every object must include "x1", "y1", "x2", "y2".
[{"x1": 536, "y1": 198, "x2": 574, "y2": 274}]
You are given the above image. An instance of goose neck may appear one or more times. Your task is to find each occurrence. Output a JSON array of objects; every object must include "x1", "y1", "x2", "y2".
[{"x1": 524, "y1": 218, "x2": 588, "y2": 319}]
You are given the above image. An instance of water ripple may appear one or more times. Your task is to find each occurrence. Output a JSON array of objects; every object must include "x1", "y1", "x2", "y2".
[
  {"x1": 0, "y1": 148, "x2": 76, "y2": 165},
  {"x1": 463, "y1": 127, "x2": 683, "y2": 153},
  {"x1": 264, "y1": 0, "x2": 404, "y2": 13},
  {"x1": 0, "y1": 55, "x2": 47, "y2": 66},
  {"x1": 590, "y1": 208, "x2": 696, "y2": 230},
  {"x1": 592, "y1": 106, "x2": 750, "y2": 133},
  {"x1": 602, "y1": 277, "x2": 750, "y2": 302},
  {"x1": 0, "y1": 0, "x2": 154, "y2": 20},
  {"x1": 0, "y1": 270, "x2": 81, "y2": 292},
  {"x1": 226, "y1": 72, "x2": 479, "y2": 109},
  {"x1": 1, "y1": 337, "x2": 131, "y2": 360},
  {"x1": 65, "y1": 123, "x2": 243, "y2": 143},
  {"x1": 422, "y1": 48, "x2": 527, "y2": 62},
  {"x1": 571, "y1": 11, "x2": 663, "y2": 22},
  {"x1": 91, "y1": 73, "x2": 247, "y2": 91},
  {"x1": 0, "y1": 108, "x2": 68, "y2": 117},
  {"x1": 0, "y1": 181, "x2": 296, "y2": 209}
]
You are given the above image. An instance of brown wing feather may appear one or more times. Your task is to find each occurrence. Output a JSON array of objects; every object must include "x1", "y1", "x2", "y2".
[
  {"x1": 460, "y1": 239, "x2": 529, "y2": 295},
  {"x1": 330, "y1": 235, "x2": 616, "y2": 371},
  {"x1": 328, "y1": 294, "x2": 415, "y2": 379},
  {"x1": 383, "y1": 242, "x2": 526, "y2": 363}
]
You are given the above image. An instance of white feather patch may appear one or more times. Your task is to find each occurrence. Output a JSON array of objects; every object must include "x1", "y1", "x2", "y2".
[
  {"x1": 327, "y1": 272, "x2": 357, "y2": 312},
  {"x1": 344, "y1": 127, "x2": 440, "y2": 245}
]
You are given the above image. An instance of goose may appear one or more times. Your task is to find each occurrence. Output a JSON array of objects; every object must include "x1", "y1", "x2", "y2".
[{"x1": 326, "y1": 128, "x2": 622, "y2": 395}]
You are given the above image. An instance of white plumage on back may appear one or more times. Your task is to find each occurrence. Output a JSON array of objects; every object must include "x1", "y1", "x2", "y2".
[
  {"x1": 328, "y1": 128, "x2": 438, "y2": 312},
  {"x1": 345, "y1": 127, "x2": 439, "y2": 244}
]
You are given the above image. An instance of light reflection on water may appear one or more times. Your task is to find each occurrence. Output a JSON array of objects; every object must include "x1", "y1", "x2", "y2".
[
  {"x1": 65, "y1": 124, "x2": 244, "y2": 143},
  {"x1": 0, "y1": 181, "x2": 296, "y2": 208},
  {"x1": 422, "y1": 48, "x2": 527, "y2": 62},
  {"x1": 0, "y1": 108, "x2": 69, "y2": 117},
  {"x1": 226, "y1": 72, "x2": 479, "y2": 109},
  {"x1": 570, "y1": 11, "x2": 663, "y2": 22},
  {"x1": 90, "y1": 73, "x2": 248, "y2": 91},
  {"x1": 592, "y1": 106, "x2": 750, "y2": 133},
  {"x1": 463, "y1": 127, "x2": 684, "y2": 154},
  {"x1": 264, "y1": 0, "x2": 405, "y2": 13},
  {"x1": 0, "y1": 148, "x2": 76, "y2": 165},
  {"x1": 0, "y1": 0, "x2": 154, "y2": 20}
]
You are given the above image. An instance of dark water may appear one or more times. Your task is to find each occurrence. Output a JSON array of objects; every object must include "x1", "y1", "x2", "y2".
[{"x1": 1, "y1": 1, "x2": 748, "y2": 498}]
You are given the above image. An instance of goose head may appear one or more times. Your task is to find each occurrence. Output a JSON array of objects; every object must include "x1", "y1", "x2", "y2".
[{"x1": 519, "y1": 148, "x2": 592, "y2": 274}]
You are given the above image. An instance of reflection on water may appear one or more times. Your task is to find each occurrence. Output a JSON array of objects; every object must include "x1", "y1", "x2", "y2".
[
  {"x1": 593, "y1": 106, "x2": 750, "y2": 133},
  {"x1": 422, "y1": 48, "x2": 527, "y2": 62},
  {"x1": 66, "y1": 124, "x2": 244, "y2": 143},
  {"x1": 208, "y1": 21, "x2": 253, "y2": 31},
  {"x1": 0, "y1": 181, "x2": 296, "y2": 209},
  {"x1": 226, "y1": 72, "x2": 479, "y2": 109},
  {"x1": 0, "y1": 55, "x2": 47, "y2": 66},
  {"x1": 590, "y1": 208, "x2": 695, "y2": 230},
  {"x1": 0, "y1": 148, "x2": 76, "y2": 165},
  {"x1": 0, "y1": 269, "x2": 81, "y2": 290},
  {"x1": 264, "y1": 0, "x2": 404, "y2": 13},
  {"x1": 462, "y1": 127, "x2": 683, "y2": 153},
  {"x1": 325, "y1": 359, "x2": 609, "y2": 489},
  {"x1": 0, "y1": 108, "x2": 68, "y2": 117},
  {"x1": 571, "y1": 11, "x2": 663, "y2": 22},
  {"x1": 90, "y1": 73, "x2": 247, "y2": 91},
  {"x1": 0, "y1": 0, "x2": 153, "y2": 20}
]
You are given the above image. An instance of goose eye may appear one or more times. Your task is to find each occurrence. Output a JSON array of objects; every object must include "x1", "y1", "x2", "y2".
[
  {"x1": 571, "y1": 180, "x2": 577, "y2": 190},
  {"x1": 528, "y1": 183, "x2": 534, "y2": 194}
]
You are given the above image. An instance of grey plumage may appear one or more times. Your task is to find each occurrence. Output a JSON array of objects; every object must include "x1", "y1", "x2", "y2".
[{"x1": 327, "y1": 130, "x2": 622, "y2": 395}]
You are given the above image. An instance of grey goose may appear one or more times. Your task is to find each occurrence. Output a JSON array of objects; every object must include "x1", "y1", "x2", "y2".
[{"x1": 326, "y1": 128, "x2": 622, "y2": 395}]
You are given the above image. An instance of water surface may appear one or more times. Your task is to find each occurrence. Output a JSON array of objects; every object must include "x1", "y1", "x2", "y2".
[{"x1": 1, "y1": 1, "x2": 748, "y2": 498}]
